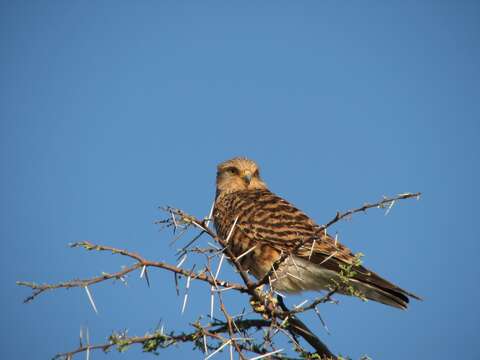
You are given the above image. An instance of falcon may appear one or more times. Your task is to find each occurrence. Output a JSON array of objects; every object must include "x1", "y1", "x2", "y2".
[{"x1": 213, "y1": 157, "x2": 420, "y2": 309}]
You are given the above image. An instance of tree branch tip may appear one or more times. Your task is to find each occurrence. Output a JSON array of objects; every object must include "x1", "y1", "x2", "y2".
[{"x1": 69, "y1": 241, "x2": 97, "y2": 251}]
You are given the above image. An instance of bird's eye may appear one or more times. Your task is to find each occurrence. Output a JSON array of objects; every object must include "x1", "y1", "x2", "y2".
[
  {"x1": 225, "y1": 167, "x2": 239, "y2": 175},
  {"x1": 253, "y1": 169, "x2": 260, "y2": 177}
]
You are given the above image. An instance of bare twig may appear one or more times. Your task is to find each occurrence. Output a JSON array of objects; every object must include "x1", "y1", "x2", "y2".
[
  {"x1": 17, "y1": 241, "x2": 248, "y2": 303},
  {"x1": 321, "y1": 192, "x2": 421, "y2": 231}
]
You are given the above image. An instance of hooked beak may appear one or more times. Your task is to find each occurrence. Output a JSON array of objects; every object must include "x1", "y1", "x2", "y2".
[{"x1": 242, "y1": 171, "x2": 252, "y2": 185}]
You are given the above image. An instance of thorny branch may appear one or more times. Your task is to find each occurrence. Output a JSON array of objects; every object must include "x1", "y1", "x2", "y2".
[
  {"x1": 53, "y1": 319, "x2": 273, "y2": 360},
  {"x1": 17, "y1": 192, "x2": 420, "y2": 360},
  {"x1": 17, "y1": 242, "x2": 248, "y2": 303}
]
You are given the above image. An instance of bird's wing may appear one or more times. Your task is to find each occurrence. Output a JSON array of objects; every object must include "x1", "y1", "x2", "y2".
[
  {"x1": 229, "y1": 189, "x2": 357, "y2": 264},
  {"x1": 228, "y1": 190, "x2": 421, "y2": 305}
]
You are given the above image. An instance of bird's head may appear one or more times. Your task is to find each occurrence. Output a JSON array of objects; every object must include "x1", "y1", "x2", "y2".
[{"x1": 216, "y1": 157, "x2": 267, "y2": 196}]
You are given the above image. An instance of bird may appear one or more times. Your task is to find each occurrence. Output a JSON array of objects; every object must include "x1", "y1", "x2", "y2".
[{"x1": 213, "y1": 157, "x2": 420, "y2": 309}]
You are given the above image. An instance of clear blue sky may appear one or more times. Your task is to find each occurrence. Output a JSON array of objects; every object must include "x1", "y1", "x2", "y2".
[{"x1": 1, "y1": 1, "x2": 479, "y2": 359}]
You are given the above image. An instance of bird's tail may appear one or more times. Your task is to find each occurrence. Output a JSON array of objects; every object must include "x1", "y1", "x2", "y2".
[
  {"x1": 348, "y1": 267, "x2": 422, "y2": 310},
  {"x1": 275, "y1": 255, "x2": 421, "y2": 309}
]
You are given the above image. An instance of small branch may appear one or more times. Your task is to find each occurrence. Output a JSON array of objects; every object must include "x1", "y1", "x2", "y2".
[
  {"x1": 320, "y1": 192, "x2": 421, "y2": 231},
  {"x1": 16, "y1": 262, "x2": 143, "y2": 303},
  {"x1": 288, "y1": 288, "x2": 338, "y2": 316},
  {"x1": 164, "y1": 208, "x2": 259, "y2": 293},
  {"x1": 275, "y1": 296, "x2": 335, "y2": 358},
  {"x1": 53, "y1": 319, "x2": 272, "y2": 360},
  {"x1": 17, "y1": 241, "x2": 248, "y2": 303}
]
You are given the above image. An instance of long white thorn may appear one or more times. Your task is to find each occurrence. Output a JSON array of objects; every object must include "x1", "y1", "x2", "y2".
[
  {"x1": 181, "y1": 276, "x2": 192, "y2": 315},
  {"x1": 385, "y1": 200, "x2": 396, "y2": 216},
  {"x1": 84, "y1": 286, "x2": 98, "y2": 314},
  {"x1": 171, "y1": 211, "x2": 178, "y2": 230},
  {"x1": 320, "y1": 251, "x2": 338, "y2": 265},
  {"x1": 214, "y1": 254, "x2": 225, "y2": 280},
  {"x1": 294, "y1": 299, "x2": 308, "y2": 309},
  {"x1": 140, "y1": 265, "x2": 146, "y2": 278},
  {"x1": 231, "y1": 317, "x2": 241, "y2": 334},
  {"x1": 279, "y1": 316, "x2": 290, "y2": 328},
  {"x1": 213, "y1": 286, "x2": 236, "y2": 293},
  {"x1": 308, "y1": 239, "x2": 316, "y2": 260},
  {"x1": 205, "y1": 200, "x2": 215, "y2": 228},
  {"x1": 85, "y1": 327, "x2": 90, "y2": 360},
  {"x1": 203, "y1": 334, "x2": 209, "y2": 355},
  {"x1": 225, "y1": 216, "x2": 239, "y2": 243},
  {"x1": 204, "y1": 340, "x2": 231, "y2": 360},
  {"x1": 207, "y1": 242, "x2": 221, "y2": 250},
  {"x1": 249, "y1": 349, "x2": 284, "y2": 360},
  {"x1": 118, "y1": 275, "x2": 127, "y2": 286},
  {"x1": 192, "y1": 221, "x2": 207, "y2": 232},
  {"x1": 176, "y1": 254, "x2": 188, "y2": 268},
  {"x1": 236, "y1": 244, "x2": 257, "y2": 261},
  {"x1": 210, "y1": 287, "x2": 215, "y2": 318},
  {"x1": 79, "y1": 326, "x2": 83, "y2": 347}
]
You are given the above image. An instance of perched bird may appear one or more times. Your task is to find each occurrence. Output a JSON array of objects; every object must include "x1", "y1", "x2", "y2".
[{"x1": 213, "y1": 157, "x2": 420, "y2": 309}]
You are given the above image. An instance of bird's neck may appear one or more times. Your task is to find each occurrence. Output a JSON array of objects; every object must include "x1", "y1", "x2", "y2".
[{"x1": 215, "y1": 187, "x2": 269, "y2": 201}]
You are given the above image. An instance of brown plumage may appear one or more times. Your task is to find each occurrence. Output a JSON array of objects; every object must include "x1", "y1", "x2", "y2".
[{"x1": 213, "y1": 157, "x2": 420, "y2": 309}]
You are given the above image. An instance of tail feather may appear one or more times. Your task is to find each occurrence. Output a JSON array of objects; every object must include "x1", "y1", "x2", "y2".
[
  {"x1": 351, "y1": 267, "x2": 422, "y2": 309},
  {"x1": 305, "y1": 253, "x2": 421, "y2": 309},
  {"x1": 350, "y1": 279, "x2": 410, "y2": 309}
]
